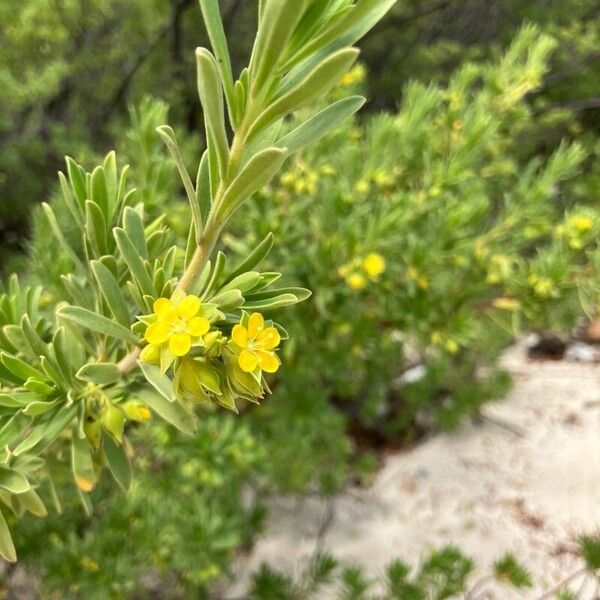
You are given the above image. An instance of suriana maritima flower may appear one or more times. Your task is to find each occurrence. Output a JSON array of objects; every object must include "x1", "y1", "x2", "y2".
[
  {"x1": 231, "y1": 313, "x2": 281, "y2": 374},
  {"x1": 140, "y1": 293, "x2": 217, "y2": 370}
]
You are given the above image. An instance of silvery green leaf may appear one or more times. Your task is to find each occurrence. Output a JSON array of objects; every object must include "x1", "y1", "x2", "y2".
[
  {"x1": 225, "y1": 234, "x2": 275, "y2": 284},
  {"x1": 114, "y1": 228, "x2": 156, "y2": 298},
  {"x1": 196, "y1": 48, "x2": 229, "y2": 176},
  {"x1": 0, "y1": 468, "x2": 30, "y2": 495},
  {"x1": 76, "y1": 363, "x2": 121, "y2": 385},
  {"x1": 277, "y1": 95, "x2": 365, "y2": 154},
  {"x1": 198, "y1": 0, "x2": 235, "y2": 124},
  {"x1": 58, "y1": 306, "x2": 139, "y2": 346},
  {"x1": 217, "y1": 148, "x2": 287, "y2": 221},
  {"x1": 136, "y1": 388, "x2": 196, "y2": 435},
  {"x1": 0, "y1": 508, "x2": 16, "y2": 562},
  {"x1": 209, "y1": 289, "x2": 244, "y2": 310},
  {"x1": 103, "y1": 433, "x2": 133, "y2": 492},
  {"x1": 65, "y1": 156, "x2": 87, "y2": 208},
  {"x1": 251, "y1": 0, "x2": 308, "y2": 93},
  {"x1": 71, "y1": 434, "x2": 97, "y2": 493},
  {"x1": 243, "y1": 293, "x2": 301, "y2": 310},
  {"x1": 91, "y1": 260, "x2": 131, "y2": 327},
  {"x1": 123, "y1": 206, "x2": 148, "y2": 260},
  {"x1": 19, "y1": 488, "x2": 47, "y2": 517}
]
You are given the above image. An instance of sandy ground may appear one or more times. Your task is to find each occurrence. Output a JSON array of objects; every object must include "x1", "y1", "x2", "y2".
[{"x1": 225, "y1": 342, "x2": 600, "y2": 599}]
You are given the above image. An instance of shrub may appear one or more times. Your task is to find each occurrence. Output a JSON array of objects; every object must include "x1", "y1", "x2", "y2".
[{"x1": 229, "y1": 25, "x2": 598, "y2": 442}]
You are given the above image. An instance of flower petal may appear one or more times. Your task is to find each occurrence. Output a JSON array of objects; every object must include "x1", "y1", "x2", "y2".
[
  {"x1": 239, "y1": 349, "x2": 258, "y2": 373},
  {"x1": 256, "y1": 326, "x2": 280, "y2": 350},
  {"x1": 176, "y1": 295, "x2": 202, "y2": 319},
  {"x1": 231, "y1": 324, "x2": 248, "y2": 348},
  {"x1": 187, "y1": 317, "x2": 210, "y2": 337},
  {"x1": 154, "y1": 298, "x2": 176, "y2": 320},
  {"x1": 256, "y1": 350, "x2": 280, "y2": 373},
  {"x1": 169, "y1": 333, "x2": 192, "y2": 357},
  {"x1": 247, "y1": 312, "x2": 264, "y2": 339},
  {"x1": 145, "y1": 321, "x2": 171, "y2": 344}
]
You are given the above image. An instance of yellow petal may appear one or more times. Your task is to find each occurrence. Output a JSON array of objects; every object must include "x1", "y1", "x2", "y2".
[
  {"x1": 256, "y1": 326, "x2": 280, "y2": 350},
  {"x1": 231, "y1": 324, "x2": 248, "y2": 348},
  {"x1": 187, "y1": 317, "x2": 210, "y2": 337},
  {"x1": 145, "y1": 321, "x2": 171, "y2": 344},
  {"x1": 154, "y1": 298, "x2": 176, "y2": 320},
  {"x1": 169, "y1": 333, "x2": 192, "y2": 357},
  {"x1": 363, "y1": 253, "x2": 385, "y2": 278},
  {"x1": 176, "y1": 295, "x2": 202, "y2": 319},
  {"x1": 239, "y1": 349, "x2": 258, "y2": 373},
  {"x1": 247, "y1": 312, "x2": 264, "y2": 338},
  {"x1": 256, "y1": 350, "x2": 280, "y2": 373}
]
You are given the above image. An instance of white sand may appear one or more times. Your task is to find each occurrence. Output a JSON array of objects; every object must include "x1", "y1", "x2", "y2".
[{"x1": 226, "y1": 342, "x2": 600, "y2": 598}]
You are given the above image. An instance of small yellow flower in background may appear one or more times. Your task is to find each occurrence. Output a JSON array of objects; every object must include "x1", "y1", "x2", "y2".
[
  {"x1": 232, "y1": 313, "x2": 281, "y2": 374},
  {"x1": 362, "y1": 253, "x2": 386, "y2": 279},
  {"x1": 144, "y1": 295, "x2": 210, "y2": 358},
  {"x1": 340, "y1": 64, "x2": 366, "y2": 87},
  {"x1": 347, "y1": 273, "x2": 366, "y2": 290},
  {"x1": 354, "y1": 179, "x2": 370, "y2": 195},
  {"x1": 568, "y1": 214, "x2": 593, "y2": 234},
  {"x1": 445, "y1": 339, "x2": 459, "y2": 354},
  {"x1": 528, "y1": 274, "x2": 554, "y2": 298}
]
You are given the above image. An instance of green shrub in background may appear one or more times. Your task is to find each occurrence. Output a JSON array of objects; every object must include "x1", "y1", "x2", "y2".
[
  {"x1": 3, "y1": 0, "x2": 600, "y2": 266},
  {"x1": 229, "y1": 24, "x2": 598, "y2": 442}
]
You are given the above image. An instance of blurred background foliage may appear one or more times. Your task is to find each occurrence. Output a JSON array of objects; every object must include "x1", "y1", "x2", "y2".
[
  {"x1": 2, "y1": 0, "x2": 599, "y2": 260},
  {"x1": 1, "y1": 0, "x2": 600, "y2": 597}
]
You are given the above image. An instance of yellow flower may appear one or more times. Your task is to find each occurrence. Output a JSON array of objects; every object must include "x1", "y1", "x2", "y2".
[
  {"x1": 569, "y1": 214, "x2": 593, "y2": 234},
  {"x1": 143, "y1": 295, "x2": 210, "y2": 358},
  {"x1": 362, "y1": 253, "x2": 386, "y2": 279},
  {"x1": 347, "y1": 273, "x2": 366, "y2": 290},
  {"x1": 231, "y1": 313, "x2": 281, "y2": 374}
]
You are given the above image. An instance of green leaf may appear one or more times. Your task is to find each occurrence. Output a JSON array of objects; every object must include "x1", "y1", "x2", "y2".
[
  {"x1": 247, "y1": 286, "x2": 312, "y2": 302},
  {"x1": 0, "y1": 467, "x2": 30, "y2": 495},
  {"x1": 71, "y1": 434, "x2": 97, "y2": 493},
  {"x1": 217, "y1": 148, "x2": 287, "y2": 221},
  {"x1": 226, "y1": 233, "x2": 274, "y2": 283},
  {"x1": 123, "y1": 206, "x2": 148, "y2": 260},
  {"x1": 1, "y1": 352, "x2": 45, "y2": 383},
  {"x1": 251, "y1": 0, "x2": 308, "y2": 93},
  {"x1": 114, "y1": 228, "x2": 156, "y2": 298},
  {"x1": 210, "y1": 289, "x2": 244, "y2": 310},
  {"x1": 247, "y1": 48, "x2": 359, "y2": 140},
  {"x1": 85, "y1": 200, "x2": 108, "y2": 256},
  {"x1": 243, "y1": 293, "x2": 301, "y2": 310},
  {"x1": 22, "y1": 399, "x2": 60, "y2": 416},
  {"x1": 103, "y1": 433, "x2": 133, "y2": 492},
  {"x1": 156, "y1": 126, "x2": 203, "y2": 235},
  {"x1": 76, "y1": 363, "x2": 121, "y2": 385},
  {"x1": 288, "y1": 0, "x2": 396, "y2": 69},
  {"x1": 136, "y1": 388, "x2": 196, "y2": 435},
  {"x1": 91, "y1": 260, "x2": 131, "y2": 327},
  {"x1": 196, "y1": 48, "x2": 229, "y2": 177},
  {"x1": 196, "y1": 150, "x2": 212, "y2": 227},
  {"x1": 58, "y1": 306, "x2": 139, "y2": 346},
  {"x1": 277, "y1": 96, "x2": 365, "y2": 154},
  {"x1": 0, "y1": 508, "x2": 16, "y2": 562},
  {"x1": 219, "y1": 271, "x2": 261, "y2": 294},
  {"x1": 19, "y1": 488, "x2": 48, "y2": 517},
  {"x1": 65, "y1": 157, "x2": 87, "y2": 207},
  {"x1": 90, "y1": 166, "x2": 109, "y2": 220},
  {"x1": 198, "y1": 0, "x2": 235, "y2": 124},
  {"x1": 139, "y1": 362, "x2": 177, "y2": 403}
]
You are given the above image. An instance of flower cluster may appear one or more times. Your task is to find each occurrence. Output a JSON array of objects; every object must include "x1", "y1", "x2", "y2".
[
  {"x1": 556, "y1": 212, "x2": 594, "y2": 250},
  {"x1": 338, "y1": 253, "x2": 386, "y2": 290},
  {"x1": 139, "y1": 293, "x2": 282, "y2": 410}
]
